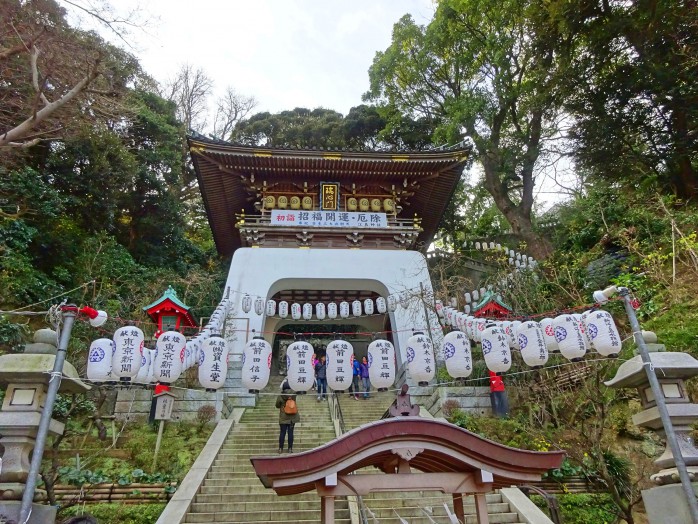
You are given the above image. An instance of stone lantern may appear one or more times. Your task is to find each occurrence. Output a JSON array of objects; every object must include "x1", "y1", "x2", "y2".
[
  {"x1": 605, "y1": 337, "x2": 698, "y2": 524},
  {"x1": 0, "y1": 329, "x2": 89, "y2": 524}
]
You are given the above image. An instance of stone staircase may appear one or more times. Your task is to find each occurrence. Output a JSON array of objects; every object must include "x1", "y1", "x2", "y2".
[
  {"x1": 337, "y1": 391, "x2": 527, "y2": 524},
  {"x1": 183, "y1": 381, "x2": 350, "y2": 523}
]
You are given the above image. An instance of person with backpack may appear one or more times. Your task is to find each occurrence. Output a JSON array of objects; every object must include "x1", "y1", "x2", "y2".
[
  {"x1": 275, "y1": 384, "x2": 300, "y2": 453},
  {"x1": 315, "y1": 355, "x2": 327, "y2": 401}
]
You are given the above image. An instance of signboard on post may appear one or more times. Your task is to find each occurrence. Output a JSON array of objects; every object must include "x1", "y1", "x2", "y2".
[{"x1": 154, "y1": 391, "x2": 176, "y2": 420}]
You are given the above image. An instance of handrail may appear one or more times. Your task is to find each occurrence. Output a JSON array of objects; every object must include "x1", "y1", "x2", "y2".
[{"x1": 519, "y1": 485, "x2": 563, "y2": 524}]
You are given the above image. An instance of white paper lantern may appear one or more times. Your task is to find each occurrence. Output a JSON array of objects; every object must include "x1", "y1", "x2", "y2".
[
  {"x1": 363, "y1": 298, "x2": 374, "y2": 316},
  {"x1": 302, "y1": 303, "x2": 313, "y2": 320},
  {"x1": 291, "y1": 303, "x2": 302, "y2": 320},
  {"x1": 153, "y1": 331, "x2": 185, "y2": 384},
  {"x1": 376, "y1": 297, "x2": 387, "y2": 314},
  {"x1": 367, "y1": 339, "x2": 395, "y2": 390},
  {"x1": 472, "y1": 290, "x2": 480, "y2": 302},
  {"x1": 406, "y1": 332, "x2": 435, "y2": 385},
  {"x1": 481, "y1": 325, "x2": 512, "y2": 373},
  {"x1": 445, "y1": 307, "x2": 455, "y2": 326},
  {"x1": 254, "y1": 296, "x2": 264, "y2": 316},
  {"x1": 583, "y1": 310, "x2": 622, "y2": 357},
  {"x1": 517, "y1": 321, "x2": 549, "y2": 368},
  {"x1": 539, "y1": 318, "x2": 559, "y2": 353},
  {"x1": 387, "y1": 295, "x2": 398, "y2": 312},
  {"x1": 339, "y1": 301, "x2": 350, "y2": 319},
  {"x1": 241, "y1": 294, "x2": 252, "y2": 313},
  {"x1": 327, "y1": 302, "x2": 338, "y2": 319},
  {"x1": 286, "y1": 341, "x2": 314, "y2": 392},
  {"x1": 199, "y1": 336, "x2": 228, "y2": 390},
  {"x1": 442, "y1": 331, "x2": 473, "y2": 379},
  {"x1": 510, "y1": 321, "x2": 522, "y2": 349},
  {"x1": 266, "y1": 299, "x2": 277, "y2": 317},
  {"x1": 352, "y1": 300, "x2": 362, "y2": 317},
  {"x1": 316, "y1": 302, "x2": 326, "y2": 320},
  {"x1": 87, "y1": 338, "x2": 114, "y2": 382},
  {"x1": 573, "y1": 314, "x2": 591, "y2": 350},
  {"x1": 464, "y1": 292, "x2": 472, "y2": 304},
  {"x1": 134, "y1": 347, "x2": 152, "y2": 384},
  {"x1": 112, "y1": 326, "x2": 144, "y2": 381},
  {"x1": 465, "y1": 316, "x2": 475, "y2": 340},
  {"x1": 554, "y1": 314, "x2": 587, "y2": 361},
  {"x1": 241, "y1": 337, "x2": 272, "y2": 391},
  {"x1": 278, "y1": 301, "x2": 289, "y2": 319},
  {"x1": 147, "y1": 348, "x2": 157, "y2": 382},
  {"x1": 474, "y1": 318, "x2": 487, "y2": 342},
  {"x1": 435, "y1": 300, "x2": 444, "y2": 319},
  {"x1": 464, "y1": 305, "x2": 471, "y2": 315},
  {"x1": 326, "y1": 340, "x2": 354, "y2": 390}
]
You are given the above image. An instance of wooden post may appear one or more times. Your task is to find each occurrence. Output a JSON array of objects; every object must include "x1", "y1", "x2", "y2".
[
  {"x1": 320, "y1": 495, "x2": 335, "y2": 524},
  {"x1": 152, "y1": 419, "x2": 165, "y2": 470},
  {"x1": 474, "y1": 492, "x2": 490, "y2": 524},
  {"x1": 453, "y1": 493, "x2": 465, "y2": 523}
]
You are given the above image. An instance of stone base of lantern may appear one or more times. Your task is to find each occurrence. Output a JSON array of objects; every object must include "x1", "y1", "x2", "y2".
[
  {"x1": 642, "y1": 482, "x2": 698, "y2": 524},
  {"x1": 651, "y1": 466, "x2": 698, "y2": 485},
  {"x1": 0, "y1": 501, "x2": 57, "y2": 524}
]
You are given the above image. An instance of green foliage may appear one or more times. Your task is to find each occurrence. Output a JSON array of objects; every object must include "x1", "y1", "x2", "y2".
[
  {"x1": 543, "y1": 458, "x2": 584, "y2": 481},
  {"x1": 60, "y1": 503, "x2": 166, "y2": 524},
  {"x1": 0, "y1": 316, "x2": 28, "y2": 353},
  {"x1": 532, "y1": 493, "x2": 617, "y2": 524},
  {"x1": 52, "y1": 395, "x2": 97, "y2": 420}
]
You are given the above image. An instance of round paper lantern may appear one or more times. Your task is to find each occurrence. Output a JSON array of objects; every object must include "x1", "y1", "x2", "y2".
[
  {"x1": 153, "y1": 331, "x2": 185, "y2": 384},
  {"x1": 291, "y1": 303, "x2": 302, "y2": 320},
  {"x1": 364, "y1": 298, "x2": 374, "y2": 316},
  {"x1": 339, "y1": 301, "x2": 350, "y2": 319},
  {"x1": 464, "y1": 305, "x2": 471, "y2": 315},
  {"x1": 302, "y1": 303, "x2": 313, "y2": 320},
  {"x1": 199, "y1": 336, "x2": 228, "y2": 391},
  {"x1": 553, "y1": 314, "x2": 587, "y2": 361},
  {"x1": 583, "y1": 310, "x2": 622, "y2": 357},
  {"x1": 472, "y1": 290, "x2": 480, "y2": 302},
  {"x1": 442, "y1": 330, "x2": 473, "y2": 379},
  {"x1": 266, "y1": 299, "x2": 276, "y2": 317},
  {"x1": 464, "y1": 292, "x2": 472, "y2": 304},
  {"x1": 241, "y1": 336, "x2": 272, "y2": 392},
  {"x1": 278, "y1": 301, "x2": 289, "y2": 319},
  {"x1": 435, "y1": 300, "x2": 444, "y2": 319},
  {"x1": 327, "y1": 302, "x2": 338, "y2": 319},
  {"x1": 516, "y1": 321, "x2": 548, "y2": 368},
  {"x1": 87, "y1": 338, "x2": 114, "y2": 382},
  {"x1": 387, "y1": 295, "x2": 398, "y2": 312},
  {"x1": 445, "y1": 307, "x2": 455, "y2": 326},
  {"x1": 474, "y1": 318, "x2": 487, "y2": 342},
  {"x1": 465, "y1": 316, "x2": 475, "y2": 340},
  {"x1": 147, "y1": 349, "x2": 156, "y2": 382},
  {"x1": 367, "y1": 339, "x2": 395, "y2": 390},
  {"x1": 510, "y1": 321, "x2": 522, "y2": 349},
  {"x1": 406, "y1": 332, "x2": 435, "y2": 385},
  {"x1": 326, "y1": 340, "x2": 354, "y2": 390},
  {"x1": 254, "y1": 297, "x2": 264, "y2": 316},
  {"x1": 316, "y1": 302, "x2": 326, "y2": 320},
  {"x1": 134, "y1": 347, "x2": 152, "y2": 384},
  {"x1": 286, "y1": 341, "x2": 314, "y2": 392},
  {"x1": 573, "y1": 314, "x2": 591, "y2": 350},
  {"x1": 481, "y1": 325, "x2": 512, "y2": 374},
  {"x1": 241, "y1": 294, "x2": 252, "y2": 313},
  {"x1": 539, "y1": 318, "x2": 559, "y2": 353},
  {"x1": 112, "y1": 326, "x2": 144, "y2": 381},
  {"x1": 352, "y1": 300, "x2": 362, "y2": 317},
  {"x1": 376, "y1": 297, "x2": 387, "y2": 314}
]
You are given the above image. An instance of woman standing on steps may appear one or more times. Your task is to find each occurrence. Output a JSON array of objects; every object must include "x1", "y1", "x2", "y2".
[
  {"x1": 360, "y1": 356, "x2": 370, "y2": 399},
  {"x1": 276, "y1": 384, "x2": 300, "y2": 453}
]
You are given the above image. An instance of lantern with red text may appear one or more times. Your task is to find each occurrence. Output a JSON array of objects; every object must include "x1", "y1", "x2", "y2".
[
  {"x1": 516, "y1": 321, "x2": 549, "y2": 368},
  {"x1": 199, "y1": 336, "x2": 228, "y2": 391},
  {"x1": 291, "y1": 303, "x2": 302, "y2": 320},
  {"x1": 326, "y1": 340, "x2": 353, "y2": 390},
  {"x1": 242, "y1": 337, "x2": 272, "y2": 392},
  {"x1": 87, "y1": 338, "x2": 114, "y2": 382},
  {"x1": 539, "y1": 318, "x2": 559, "y2": 353},
  {"x1": 583, "y1": 310, "x2": 622, "y2": 357},
  {"x1": 442, "y1": 330, "x2": 473, "y2": 379},
  {"x1": 474, "y1": 318, "x2": 487, "y2": 342},
  {"x1": 367, "y1": 339, "x2": 395, "y2": 390},
  {"x1": 153, "y1": 331, "x2": 185, "y2": 384},
  {"x1": 481, "y1": 324, "x2": 512, "y2": 374},
  {"x1": 554, "y1": 314, "x2": 587, "y2": 361},
  {"x1": 286, "y1": 341, "x2": 314, "y2": 392},
  {"x1": 112, "y1": 326, "x2": 144, "y2": 381},
  {"x1": 406, "y1": 332, "x2": 435, "y2": 386}
]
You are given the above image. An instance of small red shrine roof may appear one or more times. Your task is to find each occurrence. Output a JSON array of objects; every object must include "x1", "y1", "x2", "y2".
[
  {"x1": 143, "y1": 286, "x2": 197, "y2": 328},
  {"x1": 472, "y1": 289, "x2": 512, "y2": 317}
]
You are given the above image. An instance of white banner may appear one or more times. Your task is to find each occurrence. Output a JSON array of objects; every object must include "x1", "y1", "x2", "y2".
[{"x1": 270, "y1": 210, "x2": 387, "y2": 228}]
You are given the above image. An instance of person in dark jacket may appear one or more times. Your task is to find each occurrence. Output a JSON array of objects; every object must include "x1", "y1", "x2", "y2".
[
  {"x1": 360, "y1": 356, "x2": 370, "y2": 399},
  {"x1": 275, "y1": 386, "x2": 300, "y2": 453},
  {"x1": 349, "y1": 358, "x2": 361, "y2": 400},
  {"x1": 315, "y1": 355, "x2": 327, "y2": 401}
]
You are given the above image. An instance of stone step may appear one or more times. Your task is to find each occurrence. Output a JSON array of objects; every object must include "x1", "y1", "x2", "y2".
[
  {"x1": 184, "y1": 509, "x2": 351, "y2": 523},
  {"x1": 189, "y1": 501, "x2": 350, "y2": 513},
  {"x1": 195, "y1": 493, "x2": 322, "y2": 503}
]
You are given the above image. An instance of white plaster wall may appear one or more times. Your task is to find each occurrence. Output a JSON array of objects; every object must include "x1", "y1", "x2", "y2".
[{"x1": 222, "y1": 248, "x2": 444, "y2": 370}]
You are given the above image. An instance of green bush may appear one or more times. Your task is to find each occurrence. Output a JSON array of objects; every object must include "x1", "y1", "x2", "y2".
[
  {"x1": 60, "y1": 503, "x2": 165, "y2": 524},
  {"x1": 532, "y1": 493, "x2": 617, "y2": 524}
]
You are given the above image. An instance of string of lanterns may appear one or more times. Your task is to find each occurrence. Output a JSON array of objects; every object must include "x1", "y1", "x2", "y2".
[{"x1": 245, "y1": 295, "x2": 398, "y2": 320}]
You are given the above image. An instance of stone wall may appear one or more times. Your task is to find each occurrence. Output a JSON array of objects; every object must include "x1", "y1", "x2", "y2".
[
  {"x1": 113, "y1": 387, "x2": 234, "y2": 423},
  {"x1": 424, "y1": 386, "x2": 492, "y2": 418}
]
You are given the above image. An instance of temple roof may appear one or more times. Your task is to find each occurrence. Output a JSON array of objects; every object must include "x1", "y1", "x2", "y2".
[{"x1": 188, "y1": 134, "x2": 470, "y2": 255}]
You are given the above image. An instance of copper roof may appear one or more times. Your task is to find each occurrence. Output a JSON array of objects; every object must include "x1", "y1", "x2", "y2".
[
  {"x1": 250, "y1": 417, "x2": 564, "y2": 496},
  {"x1": 188, "y1": 135, "x2": 470, "y2": 256}
]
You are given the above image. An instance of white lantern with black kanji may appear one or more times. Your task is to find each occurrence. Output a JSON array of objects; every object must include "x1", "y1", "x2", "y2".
[
  {"x1": 327, "y1": 302, "x2": 338, "y2": 319},
  {"x1": 376, "y1": 297, "x2": 387, "y2": 314},
  {"x1": 364, "y1": 298, "x2": 374, "y2": 316},
  {"x1": 291, "y1": 303, "x2": 302, "y2": 320},
  {"x1": 278, "y1": 300, "x2": 289, "y2": 318},
  {"x1": 254, "y1": 296, "x2": 264, "y2": 316},
  {"x1": 442, "y1": 330, "x2": 473, "y2": 379},
  {"x1": 241, "y1": 294, "x2": 252, "y2": 313},
  {"x1": 583, "y1": 310, "x2": 622, "y2": 357},
  {"x1": 153, "y1": 331, "x2": 185, "y2": 384},
  {"x1": 367, "y1": 339, "x2": 395, "y2": 390},
  {"x1": 302, "y1": 303, "x2": 313, "y2": 320},
  {"x1": 241, "y1": 336, "x2": 272, "y2": 392},
  {"x1": 326, "y1": 340, "x2": 354, "y2": 390},
  {"x1": 266, "y1": 299, "x2": 276, "y2": 317},
  {"x1": 316, "y1": 302, "x2": 326, "y2": 320},
  {"x1": 387, "y1": 295, "x2": 398, "y2": 312},
  {"x1": 510, "y1": 321, "x2": 522, "y2": 349},
  {"x1": 339, "y1": 301, "x2": 350, "y2": 318},
  {"x1": 352, "y1": 300, "x2": 362, "y2": 317},
  {"x1": 539, "y1": 318, "x2": 559, "y2": 353},
  {"x1": 553, "y1": 314, "x2": 587, "y2": 361},
  {"x1": 87, "y1": 338, "x2": 114, "y2": 382},
  {"x1": 112, "y1": 326, "x2": 144, "y2": 381},
  {"x1": 199, "y1": 336, "x2": 228, "y2": 391},
  {"x1": 147, "y1": 349, "x2": 157, "y2": 382},
  {"x1": 406, "y1": 332, "x2": 435, "y2": 386},
  {"x1": 573, "y1": 314, "x2": 591, "y2": 350},
  {"x1": 286, "y1": 341, "x2": 314, "y2": 392},
  {"x1": 481, "y1": 324, "x2": 512, "y2": 374},
  {"x1": 134, "y1": 347, "x2": 152, "y2": 384},
  {"x1": 516, "y1": 321, "x2": 548, "y2": 368}
]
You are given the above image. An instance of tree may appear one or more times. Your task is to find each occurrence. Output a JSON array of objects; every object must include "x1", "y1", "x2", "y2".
[
  {"x1": 163, "y1": 64, "x2": 212, "y2": 133},
  {"x1": 212, "y1": 87, "x2": 257, "y2": 141},
  {"x1": 365, "y1": 0, "x2": 563, "y2": 259}
]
